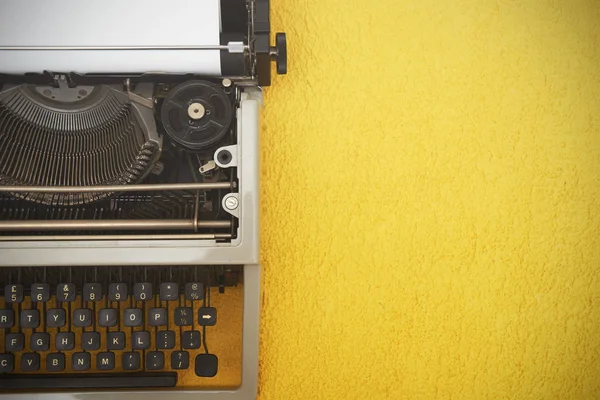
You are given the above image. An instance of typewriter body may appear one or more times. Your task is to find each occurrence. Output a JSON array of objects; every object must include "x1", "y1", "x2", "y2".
[{"x1": 0, "y1": 1, "x2": 286, "y2": 398}]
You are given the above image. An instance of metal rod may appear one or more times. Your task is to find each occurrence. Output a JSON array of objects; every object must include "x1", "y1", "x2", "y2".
[
  {"x1": 0, "y1": 45, "x2": 247, "y2": 51},
  {"x1": 0, "y1": 220, "x2": 231, "y2": 232},
  {"x1": 0, "y1": 233, "x2": 232, "y2": 242},
  {"x1": 193, "y1": 190, "x2": 201, "y2": 233},
  {"x1": 0, "y1": 182, "x2": 231, "y2": 193}
]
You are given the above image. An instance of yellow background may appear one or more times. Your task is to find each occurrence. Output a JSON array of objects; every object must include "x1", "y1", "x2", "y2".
[{"x1": 260, "y1": 1, "x2": 600, "y2": 399}]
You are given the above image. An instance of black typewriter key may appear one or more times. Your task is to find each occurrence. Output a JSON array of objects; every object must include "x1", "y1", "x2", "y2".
[
  {"x1": 132, "y1": 331, "x2": 150, "y2": 350},
  {"x1": 174, "y1": 307, "x2": 193, "y2": 326},
  {"x1": 57, "y1": 283, "x2": 76, "y2": 302},
  {"x1": 146, "y1": 351, "x2": 164, "y2": 370},
  {"x1": 72, "y1": 352, "x2": 91, "y2": 371},
  {"x1": 21, "y1": 353, "x2": 40, "y2": 372},
  {"x1": 157, "y1": 330, "x2": 175, "y2": 349},
  {"x1": 107, "y1": 332, "x2": 126, "y2": 350},
  {"x1": 5, "y1": 284, "x2": 23, "y2": 303},
  {"x1": 0, "y1": 310, "x2": 14, "y2": 328},
  {"x1": 0, "y1": 354, "x2": 13, "y2": 373},
  {"x1": 21, "y1": 309, "x2": 40, "y2": 328},
  {"x1": 182, "y1": 330, "x2": 201, "y2": 349},
  {"x1": 185, "y1": 282, "x2": 204, "y2": 301},
  {"x1": 97, "y1": 352, "x2": 115, "y2": 370},
  {"x1": 123, "y1": 352, "x2": 140, "y2": 370},
  {"x1": 124, "y1": 308, "x2": 143, "y2": 327},
  {"x1": 82, "y1": 332, "x2": 100, "y2": 351},
  {"x1": 6, "y1": 333, "x2": 24, "y2": 351},
  {"x1": 160, "y1": 282, "x2": 179, "y2": 301},
  {"x1": 149, "y1": 308, "x2": 168, "y2": 326},
  {"x1": 198, "y1": 307, "x2": 217, "y2": 326},
  {"x1": 83, "y1": 283, "x2": 102, "y2": 302},
  {"x1": 98, "y1": 308, "x2": 117, "y2": 327},
  {"x1": 46, "y1": 353, "x2": 65, "y2": 372},
  {"x1": 31, "y1": 283, "x2": 50, "y2": 302},
  {"x1": 47, "y1": 308, "x2": 66, "y2": 327},
  {"x1": 56, "y1": 332, "x2": 75, "y2": 351},
  {"x1": 31, "y1": 332, "x2": 50, "y2": 351},
  {"x1": 133, "y1": 282, "x2": 152, "y2": 301},
  {"x1": 195, "y1": 354, "x2": 218, "y2": 377},
  {"x1": 171, "y1": 351, "x2": 189, "y2": 370},
  {"x1": 73, "y1": 308, "x2": 92, "y2": 327},
  {"x1": 108, "y1": 283, "x2": 127, "y2": 302}
]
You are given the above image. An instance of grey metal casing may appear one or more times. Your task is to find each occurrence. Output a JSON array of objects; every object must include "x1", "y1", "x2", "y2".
[
  {"x1": 0, "y1": 91, "x2": 261, "y2": 266},
  {"x1": 0, "y1": 92, "x2": 263, "y2": 400}
]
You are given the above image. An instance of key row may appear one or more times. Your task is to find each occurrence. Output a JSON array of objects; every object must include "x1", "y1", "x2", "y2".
[
  {"x1": 3, "y1": 282, "x2": 205, "y2": 303},
  {"x1": 0, "y1": 306, "x2": 217, "y2": 328},
  {"x1": 4, "y1": 330, "x2": 202, "y2": 352},
  {"x1": 0, "y1": 350, "x2": 199, "y2": 373}
]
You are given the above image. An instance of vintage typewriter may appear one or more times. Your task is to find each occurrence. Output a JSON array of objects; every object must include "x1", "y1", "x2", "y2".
[{"x1": 0, "y1": 0, "x2": 286, "y2": 398}]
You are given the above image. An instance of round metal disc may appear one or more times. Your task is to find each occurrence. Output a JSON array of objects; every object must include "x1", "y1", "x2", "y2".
[{"x1": 161, "y1": 80, "x2": 233, "y2": 150}]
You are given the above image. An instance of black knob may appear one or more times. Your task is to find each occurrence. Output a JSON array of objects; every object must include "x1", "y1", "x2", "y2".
[{"x1": 271, "y1": 32, "x2": 287, "y2": 75}]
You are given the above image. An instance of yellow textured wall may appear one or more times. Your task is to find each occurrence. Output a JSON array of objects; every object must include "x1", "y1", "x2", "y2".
[{"x1": 260, "y1": 1, "x2": 600, "y2": 399}]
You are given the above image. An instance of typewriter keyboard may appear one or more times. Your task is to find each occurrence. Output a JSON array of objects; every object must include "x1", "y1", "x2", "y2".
[{"x1": 0, "y1": 266, "x2": 243, "y2": 391}]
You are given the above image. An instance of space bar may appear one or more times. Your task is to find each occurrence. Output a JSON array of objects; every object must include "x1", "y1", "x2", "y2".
[{"x1": 0, "y1": 372, "x2": 178, "y2": 389}]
